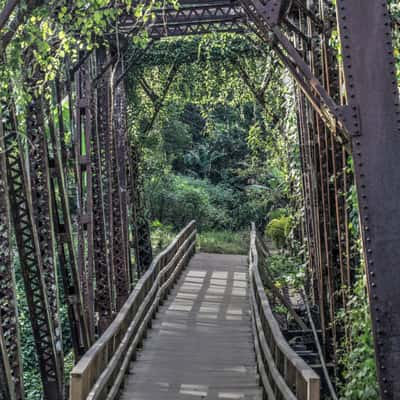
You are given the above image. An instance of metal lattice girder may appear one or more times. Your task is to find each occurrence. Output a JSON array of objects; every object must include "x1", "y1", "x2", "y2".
[
  {"x1": 119, "y1": 0, "x2": 246, "y2": 37},
  {"x1": 92, "y1": 48, "x2": 113, "y2": 333},
  {"x1": 110, "y1": 64, "x2": 130, "y2": 310},
  {"x1": 147, "y1": 20, "x2": 245, "y2": 38},
  {"x1": 336, "y1": 2, "x2": 400, "y2": 399},
  {"x1": 286, "y1": 0, "x2": 356, "y2": 358},
  {"x1": 128, "y1": 145, "x2": 153, "y2": 275},
  {"x1": 0, "y1": 112, "x2": 23, "y2": 400},
  {"x1": 301, "y1": 1, "x2": 339, "y2": 355},
  {"x1": 75, "y1": 61, "x2": 96, "y2": 341},
  {"x1": 24, "y1": 59, "x2": 64, "y2": 398},
  {"x1": 0, "y1": 328, "x2": 14, "y2": 400},
  {"x1": 2, "y1": 96, "x2": 63, "y2": 399},
  {"x1": 47, "y1": 87, "x2": 90, "y2": 358}
]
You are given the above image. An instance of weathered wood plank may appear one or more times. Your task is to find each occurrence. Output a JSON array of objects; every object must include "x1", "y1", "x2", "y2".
[{"x1": 120, "y1": 253, "x2": 263, "y2": 400}]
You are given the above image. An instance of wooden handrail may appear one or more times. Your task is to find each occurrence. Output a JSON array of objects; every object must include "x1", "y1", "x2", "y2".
[
  {"x1": 70, "y1": 221, "x2": 197, "y2": 400},
  {"x1": 249, "y1": 223, "x2": 320, "y2": 400}
]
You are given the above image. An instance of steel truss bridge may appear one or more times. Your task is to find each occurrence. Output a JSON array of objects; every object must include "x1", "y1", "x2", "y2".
[{"x1": 0, "y1": 0, "x2": 399, "y2": 399}]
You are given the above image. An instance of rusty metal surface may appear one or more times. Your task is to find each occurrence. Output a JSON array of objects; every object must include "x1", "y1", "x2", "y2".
[
  {"x1": 3, "y1": 93, "x2": 63, "y2": 399},
  {"x1": 93, "y1": 48, "x2": 113, "y2": 333},
  {"x1": 75, "y1": 62, "x2": 96, "y2": 342},
  {"x1": 129, "y1": 145, "x2": 153, "y2": 275},
  {"x1": 47, "y1": 87, "x2": 90, "y2": 358},
  {"x1": 24, "y1": 60, "x2": 64, "y2": 398},
  {"x1": 0, "y1": 108, "x2": 23, "y2": 400},
  {"x1": 110, "y1": 69, "x2": 130, "y2": 310},
  {"x1": 119, "y1": 0, "x2": 246, "y2": 37},
  {"x1": 336, "y1": 2, "x2": 400, "y2": 398}
]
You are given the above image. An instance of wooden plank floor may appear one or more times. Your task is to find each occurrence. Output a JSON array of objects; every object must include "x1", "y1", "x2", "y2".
[{"x1": 120, "y1": 253, "x2": 262, "y2": 400}]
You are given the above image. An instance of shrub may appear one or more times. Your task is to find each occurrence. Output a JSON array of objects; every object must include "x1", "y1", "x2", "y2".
[
  {"x1": 265, "y1": 216, "x2": 292, "y2": 248},
  {"x1": 337, "y1": 272, "x2": 378, "y2": 399},
  {"x1": 147, "y1": 174, "x2": 253, "y2": 231}
]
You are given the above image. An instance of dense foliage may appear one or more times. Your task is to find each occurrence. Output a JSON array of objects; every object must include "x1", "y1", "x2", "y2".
[{"x1": 126, "y1": 35, "x2": 300, "y2": 237}]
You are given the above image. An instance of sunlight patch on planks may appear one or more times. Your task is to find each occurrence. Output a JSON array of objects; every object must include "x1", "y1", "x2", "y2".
[{"x1": 120, "y1": 253, "x2": 262, "y2": 400}]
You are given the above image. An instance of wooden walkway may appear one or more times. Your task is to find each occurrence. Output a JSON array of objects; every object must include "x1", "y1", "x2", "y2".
[{"x1": 120, "y1": 253, "x2": 262, "y2": 400}]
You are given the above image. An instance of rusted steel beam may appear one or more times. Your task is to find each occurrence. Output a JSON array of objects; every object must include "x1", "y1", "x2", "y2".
[
  {"x1": 92, "y1": 48, "x2": 113, "y2": 333},
  {"x1": 289, "y1": 5, "x2": 330, "y2": 349},
  {"x1": 128, "y1": 145, "x2": 153, "y2": 276},
  {"x1": 119, "y1": 0, "x2": 245, "y2": 37},
  {"x1": 336, "y1": 2, "x2": 400, "y2": 398},
  {"x1": 241, "y1": 0, "x2": 359, "y2": 364},
  {"x1": 24, "y1": 56, "x2": 65, "y2": 398},
  {"x1": 75, "y1": 61, "x2": 96, "y2": 342},
  {"x1": 0, "y1": 328, "x2": 14, "y2": 400},
  {"x1": 148, "y1": 21, "x2": 245, "y2": 38},
  {"x1": 0, "y1": 110, "x2": 23, "y2": 400},
  {"x1": 46, "y1": 89, "x2": 90, "y2": 358},
  {"x1": 305, "y1": 2, "x2": 338, "y2": 359},
  {"x1": 120, "y1": 0, "x2": 243, "y2": 26},
  {"x1": 3, "y1": 92, "x2": 63, "y2": 399},
  {"x1": 110, "y1": 62, "x2": 130, "y2": 310},
  {"x1": 297, "y1": 88, "x2": 328, "y2": 344}
]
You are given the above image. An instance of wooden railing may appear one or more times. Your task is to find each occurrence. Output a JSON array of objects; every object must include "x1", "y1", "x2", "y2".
[
  {"x1": 70, "y1": 221, "x2": 197, "y2": 400},
  {"x1": 249, "y1": 223, "x2": 320, "y2": 400}
]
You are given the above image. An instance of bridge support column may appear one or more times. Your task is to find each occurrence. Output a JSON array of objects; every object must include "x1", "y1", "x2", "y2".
[
  {"x1": 111, "y1": 61, "x2": 131, "y2": 310},
  {"x1": 0, "y1": 107, "x2": 23, "y2": 400},
  {"x1": 129, "y1": 145, "x2": 153, "y2": 276},
  {"x1": 337, "y1": 2, "x2": 400, "y2": 398},
  {"x1": 93, "y1": 47, "x2": 113, "y2": 333}
]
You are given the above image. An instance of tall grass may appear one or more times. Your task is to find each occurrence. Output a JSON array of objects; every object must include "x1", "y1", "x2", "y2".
[{"x1": 197, "y1": 231, "x2": 249, "y2": 255}]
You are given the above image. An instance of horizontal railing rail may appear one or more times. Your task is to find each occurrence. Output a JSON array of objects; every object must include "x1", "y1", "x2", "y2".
[
  {"x1": 249, "y1": 223, "x2": 320, "y2": 400},
  {"x1": 70, "y1": 221, "x2": 197, "y2": 400}
]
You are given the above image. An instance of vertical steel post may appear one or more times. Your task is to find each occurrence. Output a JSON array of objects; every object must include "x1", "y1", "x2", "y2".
[
  {"x1": 2, "y1": 62, "x2": 64, "y2": 399},
  {"x1": 0, "y1": 110, "x2": 23, "y2": 400},
  {"x1": 47, "y1": 89, "x2": 90, "y2": 358},
  {"x1": 110, "y1": 61, "x2": 130, "y2": 309},
  {"x1": 93, "y1": 48, "x2": 113, "y2": 333},
  {"x1": 24, "y1": 63, "x2": 64, "y2": 399},
  {"x1": 75, "y1": 61, "x2": 95, "y2": 341},
  {"x1": 336, "y1": 2, "x2": 400, "y2": 398},
  {"x1": 129, "y1": 145, "x2": 153, "y2": 276}
]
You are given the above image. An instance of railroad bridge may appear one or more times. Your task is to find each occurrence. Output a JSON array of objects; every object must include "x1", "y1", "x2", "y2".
[{"x1": 0, "y1": 1, "x2": 399, "y2": 399}]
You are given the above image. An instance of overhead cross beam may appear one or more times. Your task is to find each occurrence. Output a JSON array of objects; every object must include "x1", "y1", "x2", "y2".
[{"x1": 119, "y1": 0, "x2": 246, "y2": 38}]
